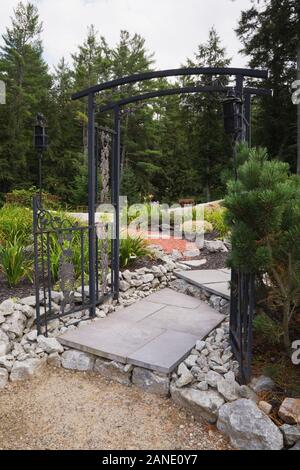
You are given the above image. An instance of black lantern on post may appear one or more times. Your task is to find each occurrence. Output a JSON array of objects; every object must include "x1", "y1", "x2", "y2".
[
  {"x1": 222, "y1": 88, "x2": 242, "y2": 137},
  {"x1": 34, "y1": 113, "x2": 48, "y2": 202},
  {"x1": 222, "y1": 89, "x2": 242, "y2": 180}
]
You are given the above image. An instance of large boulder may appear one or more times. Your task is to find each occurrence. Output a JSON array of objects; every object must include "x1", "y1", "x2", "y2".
[
  {"x1": 61, "y1": 350, "x2": 95, "y2": 371},
  {"x1": 171, "y1": 384, "x2": 224, "y2": 423},
  {"x1": 94, "y1": 358, "x2": 132, "y2": 386},
  {"x1": 132, "y1": 367, "x2": 170, "y2": 397},
  {"x1": 0, "y1": 368, "x2": 8, "y2": 389},
  {"x1": 217, "y1": 399, "x2": 284, "y2": 450},
  {"x1": 37, "y1": 335, "x2": 64, "y2": 354},
  {"x1": 10, "y1": 358, "x2": 46, "y2": 382}
]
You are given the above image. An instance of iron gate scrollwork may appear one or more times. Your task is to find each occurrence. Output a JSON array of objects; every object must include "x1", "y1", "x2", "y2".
[
  {"x1": 229, "y1": 269, "x2": 255, "y2": 384},
  {"x1": 33, "y1": 128, "x2": 116, "y2": 335}
]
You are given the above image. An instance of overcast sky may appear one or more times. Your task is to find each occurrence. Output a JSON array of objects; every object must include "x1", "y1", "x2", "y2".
[{"x1": 0, "y1": 0, "x2": 254, "y2": 70}]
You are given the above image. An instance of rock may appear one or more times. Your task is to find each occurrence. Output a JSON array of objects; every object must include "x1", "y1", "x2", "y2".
[
  {"x1": 224, "y1": 371, "x2": 236, "y2": 382},
  {"x1": 183, "y1": 248, "x2": 200, "y2": 258},
  {"x1": 195, "y1": 340, "x2": 206, "y2": 352},
  {"x1": 37, "y1": 335, "x2": 64, "y2": 354},
  {"x1": 197, "y1": 381, "x2": 209, "y2": 391},
  {"x1": 280, "y1": 424, "x2": 300, "y2": 446},
  {"x1": 184, "y1": 354, "x2": 198, "y2": 368},
  {"x1": 61, "y1": 350, "x2": 95, "y2": 371},
  {"x1": 290, "y1": 441, "x2": 300, "y2": 450},
  {"x1": 0, "y1": 341, "x2": 10, "y2": 357},
  {"x1": 95, "y1": 308, "x2": 106, "y2": 318},
  {"x1": 4, "y1": 311, "x2": 27, "y2": 337},
  {"x1": 209, "y1": 295, "x2": 221, "y2": 310},
  {"x1": 204, "y1": 240, "x2": 228, "y2": 253},
  {"x1": 182, "y1": 259, "x2": 207, "y2": 268},
  {"x1": 205, "y1": 370, "x2": 224, "y2": 388},
  {"x1": 132, "y1": 367, "x2": 169, "y2": 397},
  {"x1": 211, "y1": 365, "x2": 228, "y2": 374},
  {"x1": 0, "y1": 299, "x2": 16, "y2": 316},
  {"x1": 239, "y1": 385, "x2": 259, "y2": 403},
  {"x1": 27, "y1": 330, "x2": 38, "y2": 342},
  {"x1": 258, "y1": 401, "x2": 273, "y2": 415},
  {"x1": 217, "y1": 379, "x2": 240, "y2": 402},
  {"x1": 47, "y1": 352, "x2": 61, "y2": 368},
  {"x1": 171, "y1": 249, "x2": 182, "y2": 261},
  {"x1": 119, "y1": 280, "x2": 131, "y2": 292},
  {"x1": 0, "y1": 355, "x2": 14, "y2": 372},
  {"x1": 250, "y1": 375, "x2": 275, "y2": 393},
  {"x1": 17, "y1": 304, "x2": 35, "y2": 318},
  {"x1": 0, "y1": 368, "x2": 8, "y2": 389},
  {"x1": 176, "y1": 363, "x2": 194, "y2": 388},
  {"x1": 19, "y1": 296, "x2": 36, "y2": 307},
  {"x1": 278, "y1": 398, "x2": 300, "y2": 425},
  {"x1": 10, "y1": 358, "x2": 46, "y2": 382},
  {"x1": 171, "y1": 384, "x2": 224, "y2": 424},
  {"x1": 94, "y1": 359, "x2": 132, "y2": 386},
  {"x1": 217, "y1": 399, "x2": 284, "y2": 450},
  {"x1": 142, "y1": 274, "x2": 154, "y2": 284}
]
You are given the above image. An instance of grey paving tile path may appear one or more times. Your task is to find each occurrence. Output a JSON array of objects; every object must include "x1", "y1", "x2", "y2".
[
  {"x1": 59, "y1": 286, "x2": 225, "y2": 373},
  {"x1": 175, "y1": 269, "x2": 231, "y2": 300}
]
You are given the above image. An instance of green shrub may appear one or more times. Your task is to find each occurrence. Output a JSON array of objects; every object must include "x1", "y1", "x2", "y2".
[
  {"x1": 0, "y1": 205, "x2": 32, "y2": 245},
  {"x1": 5, "y1": 187, "x2": 61, "y2": 209},
  {"x1": 120, "y1": 236, "x2": 152, "y2": 268},
  {"x1": 0, "y1": 236, "x2": 33, "y2": 286},
  {"x1": 204, "y1": 206, "x2": 229, "y2": 239}
]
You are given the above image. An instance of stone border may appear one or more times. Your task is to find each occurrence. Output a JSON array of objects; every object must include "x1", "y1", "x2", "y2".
[{"x1": 1, "y1": 251, "x2": 299, "y2": 451}]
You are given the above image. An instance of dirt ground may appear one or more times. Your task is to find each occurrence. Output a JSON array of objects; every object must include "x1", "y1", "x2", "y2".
[{"x1": 0, "y1": 367, "x2": 231, "y2": 451}]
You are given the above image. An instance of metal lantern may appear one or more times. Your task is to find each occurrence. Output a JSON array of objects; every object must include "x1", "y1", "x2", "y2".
[
  {"x1": 34, "y1": 113, "x2": 48, "y2": 150},
  {"x1": 222, "y1": 89, "x2": 242, "y2": 136}
]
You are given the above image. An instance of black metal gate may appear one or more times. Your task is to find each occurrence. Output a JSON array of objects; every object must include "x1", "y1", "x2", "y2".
[
  {"x1": 229, "y1": 269, "x2": 255, "y2": 384},
  {"x1": 33, "y1": 129, "x2": 117, "y2": 335}
]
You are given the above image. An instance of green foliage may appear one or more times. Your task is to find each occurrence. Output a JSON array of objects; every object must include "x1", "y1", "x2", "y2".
[
  {"x1": 119, "y1": 236, "x2": 152, "y2": 268},
  {"x1": 0, "y1": 204, "x2": 32, "y2": 244},
  {"x1": 236, "y1": 0, "x2": 297, "y2": 169},
  {"x1": 225, "y1": 146, "x2": 300, "y2": 352},
  {"x1": 0, "y1": 236, "x2": 33, "y2": 286},
  {"x1": 5, "y1": 187, "x2": 61, "y2": 209},
  {"x1": 253, "y1": 313, "x2": 283, "y2": 346},
  {"x1": 204, "y1": 206, "x2": 229, "y2": 239}
]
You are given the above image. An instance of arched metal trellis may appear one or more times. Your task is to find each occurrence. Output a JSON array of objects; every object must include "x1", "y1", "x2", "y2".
[{"x1": 34, "y1": 66, "x2": 271, "y2": 383}]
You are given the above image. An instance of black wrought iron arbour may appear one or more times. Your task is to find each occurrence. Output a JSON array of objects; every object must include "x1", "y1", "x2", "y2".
[{"x1": 34, "y1": 66, "x2": 271, "y2": 384}]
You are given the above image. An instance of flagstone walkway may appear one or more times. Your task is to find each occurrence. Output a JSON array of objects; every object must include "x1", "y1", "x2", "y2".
[{"x1": 59, "y1": 287, "x2": 225, "y2": 374}]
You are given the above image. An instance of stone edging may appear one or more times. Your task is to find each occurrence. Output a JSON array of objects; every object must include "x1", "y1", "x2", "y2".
[{"x1": 0, "y1": 252, "x2": 299, "y2": 451}]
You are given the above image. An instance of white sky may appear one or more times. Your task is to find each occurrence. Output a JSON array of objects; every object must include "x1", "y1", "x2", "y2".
[{"x1": 0, "y1": 0, "x2": 254, "y2": 70}]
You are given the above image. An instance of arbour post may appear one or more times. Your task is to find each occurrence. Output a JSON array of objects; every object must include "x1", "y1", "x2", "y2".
[
  {"x1": 88, "y1": 92, "x2": 96, "y2": 317},
  {"x1": 111, "y1": 105, "x2": 120, "y2": 299}
]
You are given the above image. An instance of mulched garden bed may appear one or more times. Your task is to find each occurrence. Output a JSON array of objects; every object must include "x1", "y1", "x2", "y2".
[{"x1": 0, "y1": 274, "x2": 35, "y2": 303}]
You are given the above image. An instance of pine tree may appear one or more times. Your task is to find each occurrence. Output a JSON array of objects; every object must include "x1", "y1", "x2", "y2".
[
  {"x1": 180, "y1": 28, "x2": 232, "y2": 201},
  {"x1": 0, "y1": 1, "x2": 51, "y2": 195},
  {"x1": 236, "y1": 0, "x2": 298, "y2": 169}
]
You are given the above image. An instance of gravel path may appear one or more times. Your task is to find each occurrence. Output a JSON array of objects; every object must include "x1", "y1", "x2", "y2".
[{"x1": 0, "y1": 368, "x2": 231, "y2": 450}]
